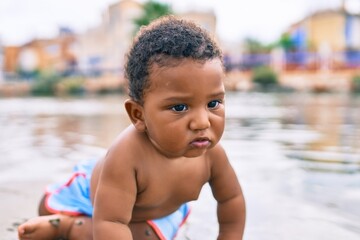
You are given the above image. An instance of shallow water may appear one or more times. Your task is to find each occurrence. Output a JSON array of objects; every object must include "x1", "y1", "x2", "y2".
[{"x1": 0, "y1": 92, "x2": 359, "y2": 239}]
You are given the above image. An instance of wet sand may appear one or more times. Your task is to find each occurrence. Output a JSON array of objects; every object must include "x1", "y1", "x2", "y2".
[
  {"x1": 2, "y1": 141, "x2": 359, "y2": 240},
  {"x1": 0, "y1": 158, "x2": 78, "y2": 239},
  {"x1": 1, "y1": 94, "x2": 360, "y2": 239}
]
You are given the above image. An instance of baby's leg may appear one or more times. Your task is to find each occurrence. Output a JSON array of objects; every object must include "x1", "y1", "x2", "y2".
[
  {"x1": 21, "y1": 195, "x2": 158, "y2": 240},
  {"x1": 38, "y1": 194, "x2": 54, "y2": 216},
  {"x1": 18, "y1": 214, "x2": 92, "y2": 240},
  {"x1": 18, "y1": 217, "x2": 159, "y2": 240}
]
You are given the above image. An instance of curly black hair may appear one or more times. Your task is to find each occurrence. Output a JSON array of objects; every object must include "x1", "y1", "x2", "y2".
[{"x1": 125, "y1": 15, "x2": 223, "y2": 104}]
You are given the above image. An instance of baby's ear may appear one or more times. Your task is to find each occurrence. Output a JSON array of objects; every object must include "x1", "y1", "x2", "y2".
[{"x1": 124, "y1": 99, "x2": 146, "y2": 132}]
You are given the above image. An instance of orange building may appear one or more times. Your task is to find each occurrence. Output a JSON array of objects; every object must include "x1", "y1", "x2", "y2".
[
  {"x1": 4, "y1": 28, "x2": 77, "y2": 75},
  {"x1": 3, "y1": 46, "x2": 20, "y2": 73},
  {"x1": 3, "y1": 0, "x2": 218, "y2": 78}
]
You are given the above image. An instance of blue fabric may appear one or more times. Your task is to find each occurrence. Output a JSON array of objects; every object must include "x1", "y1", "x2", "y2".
[
  {"x1": 46, "y1": 159, "x2": 96, "y2": 216},
  {"x1": 45, "y1": 159, "x2": 190, "y2": 239},
  {"x1": 150, "y1": 203, "x2": 190, "y2": 239}
]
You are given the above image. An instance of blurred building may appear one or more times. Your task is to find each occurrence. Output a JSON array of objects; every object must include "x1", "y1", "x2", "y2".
[
  {"x1": 285, "y1": 2, "x2": 360, "y2": 70},
  {"x1": 76, "y1": 0, "x2": 143, "y2": 76},
  {"x1": 288, "y1": 7, "x2": 360, "y2": 52},
  {"x1": 3, "y1": 46, "x2": 20, "y2": 74},
  {"x1": 0, "y1": 39, "x2": 3, "y2": 82},
  {"x1": 76, "y1": 0, "x2": 217, "y2": 77},
  {"x1": 4, "y1": 27, "x2": 77, "y2": 77},
  {"x1": 2, "y1": 0, "x2": 217, "y2": 80},
  {"x1": 179, "y1": 10, "x2": 217, "y2": 37}
]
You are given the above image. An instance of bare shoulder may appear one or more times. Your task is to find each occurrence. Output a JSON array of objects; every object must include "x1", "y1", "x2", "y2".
[
  {"x1": 206, "y1": 143, "x2": 235, "y2": 182},
  {"x1": 207, "y1": 143, "x2": 238, "y2": 183},
  {"x1": 91, "y1": 125, "x2": 146, "y2": 199},
  {"x1": 103, "y1": 125, "x2": 148, "y2": 168},
  {"x1": 92, "y1": 125, "x2": 149, "y2": 191},
  {"x1": 207, "y1": 143, "x2": 229, "y2": 166},
  {"x1": 91, "y1": 125, "x2": 152, "y2": 224},
  {"x1": 207, "y1": 143, "x2": 242, "y2": 203}
]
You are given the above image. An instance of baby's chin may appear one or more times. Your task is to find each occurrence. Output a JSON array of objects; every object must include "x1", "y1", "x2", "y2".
[{"x1": 182, "y1": 147, "x2": 211, "y2": 159}]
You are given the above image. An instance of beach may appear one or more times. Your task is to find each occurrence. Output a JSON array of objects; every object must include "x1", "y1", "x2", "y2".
[{"x1": 1, "y1": 93, "x2": 359, "y2": 239}]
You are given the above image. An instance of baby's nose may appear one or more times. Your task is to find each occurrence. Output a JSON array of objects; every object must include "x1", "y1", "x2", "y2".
[{"x1": 189, "y1": 109, "x2": 210, "y2": 131}]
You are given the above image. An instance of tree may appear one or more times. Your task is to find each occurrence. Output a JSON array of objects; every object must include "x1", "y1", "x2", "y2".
[
  {"x1": 243, "y1": 37, "x2": 270, "y2": 54},
  {"x1": 277, "y1": 33, "x2": 295, "y2": 52},
  {"x1": 133, "y1": 0, "x2": 173, "y2": 34}
]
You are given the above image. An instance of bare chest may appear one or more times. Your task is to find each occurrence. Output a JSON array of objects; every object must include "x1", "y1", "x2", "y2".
[{"x1": 134, "y1": 158, "x2": 211, "y2": 209}]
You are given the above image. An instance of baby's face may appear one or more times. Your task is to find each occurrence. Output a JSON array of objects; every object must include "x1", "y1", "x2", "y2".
[{"x1": 141, "y1": 59, "x2": 225, "y2": 158}]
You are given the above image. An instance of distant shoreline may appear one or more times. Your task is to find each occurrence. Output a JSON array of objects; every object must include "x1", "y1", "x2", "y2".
[{"x1": 0, "y1": 69, "x2": 357, "y2": 97}]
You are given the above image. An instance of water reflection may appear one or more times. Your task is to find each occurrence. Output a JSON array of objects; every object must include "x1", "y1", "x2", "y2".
[
  {"x1": 225, "y1": 92, "x2": 360, "y2": 173},
  {"x1": 222, "y1": 92, "x2": 360, "y2": 240},
  {"x1": 0, "y1": 92, "x2": 359, "y2": 239},
  {"x1": 280, "y1": 93, "x2": 360, "y2": 174}
]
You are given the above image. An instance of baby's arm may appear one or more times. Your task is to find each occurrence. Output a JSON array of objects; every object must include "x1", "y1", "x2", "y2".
[
  {"x1": 92, "y1": 148, "x2": 137, "y2": 239},
  {"x1": 209, "y1": 145, "x2": 246, "y2": 240}
]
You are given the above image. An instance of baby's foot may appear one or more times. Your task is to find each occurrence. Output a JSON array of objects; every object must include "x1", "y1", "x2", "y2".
[{"x1": 18, "y1": 214, "x2": 74, "y2": 240}]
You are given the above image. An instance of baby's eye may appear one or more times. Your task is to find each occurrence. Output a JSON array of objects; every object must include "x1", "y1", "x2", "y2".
[
  {"x1": 171, "y1": 104, "x2": 188, "y2": 112},
  {"x1": 207, "y1": 100, "x2": 221, "y2": 109}
]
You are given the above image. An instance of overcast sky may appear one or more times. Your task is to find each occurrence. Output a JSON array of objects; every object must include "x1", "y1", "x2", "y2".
[{"x1": 0, "y1": 0, "x2": 358, "y2": 45}]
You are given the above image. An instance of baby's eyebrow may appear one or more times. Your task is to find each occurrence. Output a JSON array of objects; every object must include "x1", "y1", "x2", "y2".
[
  {"x1": 162, "y1": 93, "x2": 225, "y2": 104},
  {"x1": 164, "y1": 90, "x2": 225, "y2": 100},
  {"x1": 162, "y1": 96, "x2": 190, "y2": 103},
  {"x1": 208, "y1": 91, "x2": 225, "y2": 98}
]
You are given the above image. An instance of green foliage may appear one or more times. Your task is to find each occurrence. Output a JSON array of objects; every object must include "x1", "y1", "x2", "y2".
[
  {"x1": 133, "y1": 0, "x2": 173, "y2": 34},
  {"x1": 16, "y1": 68, "x2": 40, "y2": 80},
  {"x1": 252, "y1": 66, "x2": 278, "y2": 89},
  {"x1": 277, "y1": 33, "x2": 296, "y2": 52},
  {"x1": 57, "y1": 77, "x2": 85, "y2": 95},
  {"x1": 31, "y1": 70, "x2": 61, "y2": 96},
  {"x1": 242, "y1": 33, "x2": 300, "y2": 54},
  {"x1": 351, "y1": 75, "x2": 360, "y2": 92},
  {"x1": 243, "y1": 37, "x2": 271, "y2": 53}
]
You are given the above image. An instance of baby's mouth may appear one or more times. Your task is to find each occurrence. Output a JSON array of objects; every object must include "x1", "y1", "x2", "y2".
[{"x1": 190, "y1": 138, "x2": 211, "y2": 148}]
